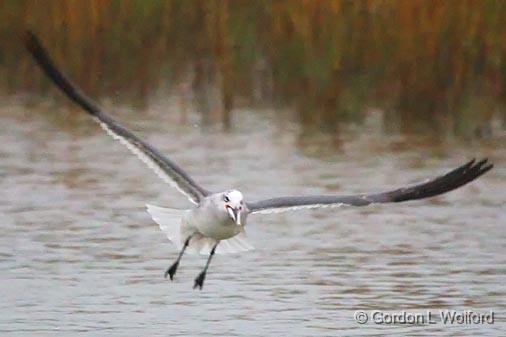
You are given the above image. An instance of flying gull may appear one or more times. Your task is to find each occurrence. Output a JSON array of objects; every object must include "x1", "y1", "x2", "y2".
[{"x1": 24, "y1": 32, "x2": 493, "y2": 289}]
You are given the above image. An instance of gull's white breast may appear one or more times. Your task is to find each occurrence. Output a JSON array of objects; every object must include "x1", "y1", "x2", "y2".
[{"x1": 186, "y1": 206, "x2": 244, "y2": 240}]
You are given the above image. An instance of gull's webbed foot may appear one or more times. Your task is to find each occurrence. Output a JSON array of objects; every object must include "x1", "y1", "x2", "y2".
[
  {"x1": 193, "y1": 271, "x2": 207, "y2": 290},
  {"x1": 165, "y1": 261, "x2": 179, "y2": 280}
]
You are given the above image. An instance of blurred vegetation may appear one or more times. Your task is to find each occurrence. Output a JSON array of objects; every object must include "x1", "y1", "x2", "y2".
[{"x1": 1, "y1": 0, "x2": 505, "y2": 137}]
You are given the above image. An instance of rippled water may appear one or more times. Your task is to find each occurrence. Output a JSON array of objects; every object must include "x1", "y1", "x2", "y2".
[{"x1": 0, "y1": 100, "x2": 505, "y2": 336}]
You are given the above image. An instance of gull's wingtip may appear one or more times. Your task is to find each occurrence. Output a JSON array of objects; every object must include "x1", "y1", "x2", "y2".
[
  {"x1": 480, "y1": 162, "x2": 494, "y2": 174},
  {"x1": 467, "y1": 157, "x2": 493, "y2": 182},
  {"x1": 22, "y1": 30, "x2": 39, "y2": 52},
  {"x1": 475, "y1": 157, "x2": 493, "y2": 171}
]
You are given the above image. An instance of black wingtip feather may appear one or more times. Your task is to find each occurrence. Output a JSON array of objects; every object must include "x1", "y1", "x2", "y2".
[
  {"x1": 22, "y1": 31, "x2": 211, "y2": 201},
  {"x1": 247, "y1": 157, "x2": 493, "y2": 213},
  {"x1": 380, "y1": 158, "x2": 493, "y2": 203},
  {"x1": 478, "y1": 163, "x2": 494, "y2": 176},
  {"x1": 23, "y1": 31, "x2": 102, "y2": 116}
]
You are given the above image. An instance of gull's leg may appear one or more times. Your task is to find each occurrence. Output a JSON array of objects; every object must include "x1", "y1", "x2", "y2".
[
  {"x1": 165, "y1": 235, "x2": 192, "y2": 280},
  {"x1": 193, "y1": 242, "x2": 219, "y2": 290}
]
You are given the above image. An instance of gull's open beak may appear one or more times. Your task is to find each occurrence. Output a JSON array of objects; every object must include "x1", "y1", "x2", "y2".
[{"x1": 226, "y1": 205, "x2": 241, "y2": 225}]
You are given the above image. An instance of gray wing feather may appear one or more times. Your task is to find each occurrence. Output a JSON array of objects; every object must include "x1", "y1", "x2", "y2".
[
  {"x1": 24, "y1": 32, "x2": 208, "y2": 204},
  {"x1": 248, "y1": 159, "x2": 493, "y2": 214}
]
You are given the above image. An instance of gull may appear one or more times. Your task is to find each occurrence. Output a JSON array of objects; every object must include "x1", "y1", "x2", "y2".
[{"x1": 24, "y1": 32, "x2": 494, "y2": 289}]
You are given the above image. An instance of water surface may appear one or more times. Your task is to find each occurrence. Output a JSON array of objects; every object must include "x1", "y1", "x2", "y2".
[{"x1": 0, "y1": 101, "x2": 505, "y2": 336}]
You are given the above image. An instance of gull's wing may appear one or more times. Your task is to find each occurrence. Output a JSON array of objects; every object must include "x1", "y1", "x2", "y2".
[
  {"x1": 247, "y1": 159, "x2": 493, "y2": 214},
  {"x1": 24, "y1": 32, "x2": 209, "y2": 205}
]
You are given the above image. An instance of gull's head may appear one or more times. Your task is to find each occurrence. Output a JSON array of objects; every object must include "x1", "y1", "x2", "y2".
[{"x1": 222, "y1": 190, "x2": 244, "y2": 225}]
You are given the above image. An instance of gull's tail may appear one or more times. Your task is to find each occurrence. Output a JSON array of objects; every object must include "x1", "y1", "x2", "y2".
[{"x1": 146, "y1": 204, "x2": 254, "y2": 255}]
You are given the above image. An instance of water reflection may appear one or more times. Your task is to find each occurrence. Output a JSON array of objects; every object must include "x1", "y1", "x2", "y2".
[{"x1": 2, "y1": 1, "x2": 506, "y2": 137}]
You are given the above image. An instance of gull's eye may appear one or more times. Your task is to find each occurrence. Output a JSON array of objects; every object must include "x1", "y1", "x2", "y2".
[{"x1": 223, "y1": 195, "x2": 230, "y2": 202}]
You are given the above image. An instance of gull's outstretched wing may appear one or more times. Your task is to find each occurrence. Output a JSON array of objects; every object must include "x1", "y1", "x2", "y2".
[
  {"x1": 247, "y1": 159, "x2": 493, "y2": 214},
  {"x1": 24, "y1": 32, "x2": 209, "y2": 205}
]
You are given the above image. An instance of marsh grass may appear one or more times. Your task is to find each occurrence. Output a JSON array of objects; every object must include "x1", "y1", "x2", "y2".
[{"x1": 2, "y1": 0, "x2": 505, "y2": 136}]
